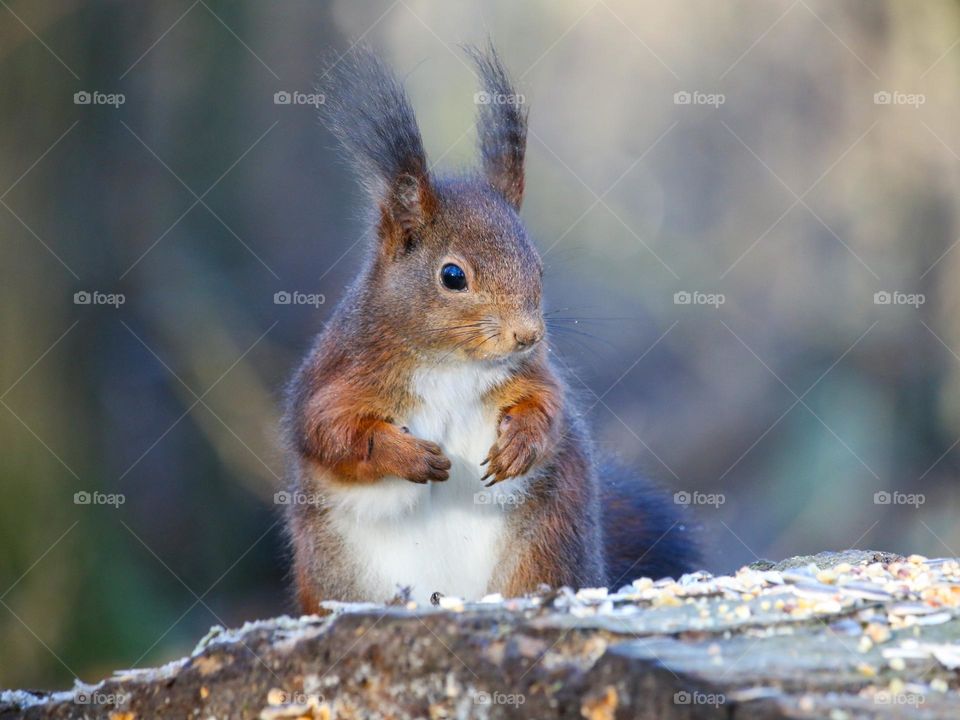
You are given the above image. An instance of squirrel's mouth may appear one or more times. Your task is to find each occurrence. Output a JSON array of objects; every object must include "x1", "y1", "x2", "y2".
[
  {"x1": 426, "y1": 319, "x2": 544, "y2": 362},
  {"x1": 464, "y1": 341, "x2": 540, "y2": 363}
]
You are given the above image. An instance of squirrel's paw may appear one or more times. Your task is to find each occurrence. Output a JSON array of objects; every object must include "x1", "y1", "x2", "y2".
[
  {"x1": 364, "y1": 424, "x2": 450, "y2": 484},
  {"x1": 481, "y1": 412, "x2": 549, "y2": 487},
  {"x1": 390, "y1": 433, "x2": 451, "y2": 484}
]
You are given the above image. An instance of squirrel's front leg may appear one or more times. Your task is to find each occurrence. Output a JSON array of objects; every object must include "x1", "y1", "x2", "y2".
[
  {"x1": 482, "y1": 372, "x2": 562, "y2": 487},
  {"x1": 350, "y1": 420, "x2": 451, "y2": 484},
  {"x1": 301, "y1": 407, "x2": 450, "y2": 485}
]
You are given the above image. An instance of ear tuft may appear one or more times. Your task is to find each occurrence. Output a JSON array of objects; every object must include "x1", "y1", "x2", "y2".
[
  {"x1": 318, "y1": 46, "x2": 436, "y2": 254},
  {"x1": 466, "y1": 43, "x2": 528, "y2": 210}
]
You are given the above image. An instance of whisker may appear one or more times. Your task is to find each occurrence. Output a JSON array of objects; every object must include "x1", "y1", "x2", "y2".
[
  {"x1": 420, "y1": 322, "x2": 486, "y2": 334},
  {"x1": 476, "y1": 330, "x2": 500, "y2": 349},
  {"x1": 435, "y1": 333, "x2": 483, "y2": 364},
  {"x1": 546, "y1": 334, "x2": 594, "y2": 356},
  {"x1": 546, "y1": 316, "x2": 635, "y2": 323},
  {"x1": 546, "y1": 325, "x2": 619, "y2": 351},
  {"x1": 544, "y1": 304, "x2": 602, "y2": 314}
]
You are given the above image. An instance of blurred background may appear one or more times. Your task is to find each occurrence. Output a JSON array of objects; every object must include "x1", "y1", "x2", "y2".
[{"x1": 2, "y1": 0, "x2": 960, "y2": 691}]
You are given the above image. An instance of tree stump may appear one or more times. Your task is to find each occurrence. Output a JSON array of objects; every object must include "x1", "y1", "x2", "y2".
[{"x1": 4, "y1": 550, "x2": 960, "y2": 719}]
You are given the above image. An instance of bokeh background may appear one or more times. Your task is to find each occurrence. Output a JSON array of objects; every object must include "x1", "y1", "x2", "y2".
[{"x1": 3, "y1": 0, "x2": 960, "y2": 690}]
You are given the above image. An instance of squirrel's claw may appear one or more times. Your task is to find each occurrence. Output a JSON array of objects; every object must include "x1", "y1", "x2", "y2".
[
  {"x1": 482, "y1": 402, "x2": 554, "y2": 486},
  {"x1": 481, "y1": 470, "x2": 504, "y2": 487},
  {"x1": 480, "y1": 449, "x2": 521, "y2": 487},
  {"x1": 483, "y1": 424, "x2": 542, "y2": 485}
]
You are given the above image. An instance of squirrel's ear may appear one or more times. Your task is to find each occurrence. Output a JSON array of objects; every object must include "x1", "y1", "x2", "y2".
[
  {"x1": 378, "y1": 171, "x2": 437, "y2": 253},
  {"x1": 319, "y1": 47, "x2": 437, "y2": 256},
  {"x1": 466, "y1": 44, "x2": 528, "y2": 210}
]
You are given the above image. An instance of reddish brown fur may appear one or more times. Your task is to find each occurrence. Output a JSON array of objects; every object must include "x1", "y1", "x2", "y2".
[
  {"x1": 283, "y1": 46, "x2": 692, "y2": 607},
  {"x1": 282, "y1": 174, "x2": 606, "y2": 602}
]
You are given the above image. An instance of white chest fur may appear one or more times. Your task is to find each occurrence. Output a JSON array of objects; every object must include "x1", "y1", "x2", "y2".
[{"x1": 327, "y1": 362, "x2": 528, "y2": 603}]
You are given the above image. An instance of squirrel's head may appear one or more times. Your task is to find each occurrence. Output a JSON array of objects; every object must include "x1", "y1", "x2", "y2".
[{"x1": 321, "y1": 45, "x2": 543, "y2": 361}]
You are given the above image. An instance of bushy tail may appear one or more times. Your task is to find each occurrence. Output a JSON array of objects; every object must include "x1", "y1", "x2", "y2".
[{"x1": 600, "y1": 460, "x2": 699, "y2": 587}]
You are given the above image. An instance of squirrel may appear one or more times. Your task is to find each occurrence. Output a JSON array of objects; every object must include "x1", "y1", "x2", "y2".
[{"x1": 283, "y1": 45, "x2": 697, "y2": 610}]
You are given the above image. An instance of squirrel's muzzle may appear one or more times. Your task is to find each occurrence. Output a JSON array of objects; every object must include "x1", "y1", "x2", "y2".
[{"x1": 511, "y1": 320, "x2": 544, "y2": 351}]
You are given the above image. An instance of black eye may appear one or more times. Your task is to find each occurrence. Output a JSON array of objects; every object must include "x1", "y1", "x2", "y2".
[{"x1": 440, "y1": 263, "x2": 467, "y2": 291}]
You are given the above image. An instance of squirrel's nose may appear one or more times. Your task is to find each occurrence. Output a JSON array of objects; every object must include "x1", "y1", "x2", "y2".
[{"x1": 513, "y1": 324, "x2": 543, "y2": 349}]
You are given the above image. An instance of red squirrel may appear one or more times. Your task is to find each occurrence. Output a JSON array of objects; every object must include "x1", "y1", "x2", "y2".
[{"x1": 284, "y1": 45, "x2": 697, "y2": 610}]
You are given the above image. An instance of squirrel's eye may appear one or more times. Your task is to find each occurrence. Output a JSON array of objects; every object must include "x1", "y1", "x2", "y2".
[{"x1": 440, "y1": 263, "x2": 467, "y2": 291}]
